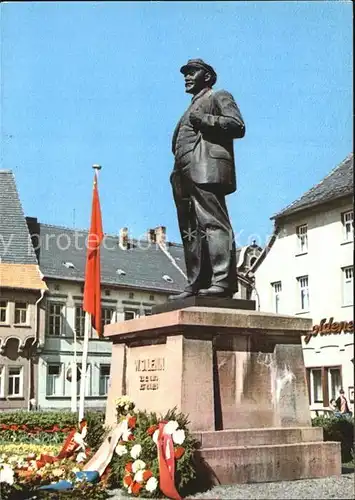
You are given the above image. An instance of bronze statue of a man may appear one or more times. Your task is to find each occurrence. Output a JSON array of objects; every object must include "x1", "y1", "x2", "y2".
[{"x1": 169, "y1": 59, "x2": 245, "y2": 300}]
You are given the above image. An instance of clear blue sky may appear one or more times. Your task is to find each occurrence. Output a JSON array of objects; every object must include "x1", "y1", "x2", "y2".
[{"x1": 1, "y1": 1, "x2": 352, "y2": 248}]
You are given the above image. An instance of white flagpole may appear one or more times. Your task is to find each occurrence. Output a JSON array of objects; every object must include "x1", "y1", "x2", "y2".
[
  {"x1": 78, "y1": 312, "x2": 91, "y2": 422},
  {"x1": 71, "y1": 327, "x2": 78, "y2": 413},
  {"x1": 79, "y1": 164, "x2": 102, "y2": 423}
]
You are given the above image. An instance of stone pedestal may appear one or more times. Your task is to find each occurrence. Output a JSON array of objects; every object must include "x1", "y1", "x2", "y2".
[
  {"x1": 104, "y1": 305, "x2": 341, "y2": 483},
  {"x1": 105, "y1": 306, "x2": 311, "y2": 431}
]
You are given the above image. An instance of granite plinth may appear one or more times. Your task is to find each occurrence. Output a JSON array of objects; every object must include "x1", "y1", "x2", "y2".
[
  {"x1": 152, "y1": 296, "x2": 256, "y2": 315},
  {"x1": 104, "y1": 306, "x2": 313, "y2": 430},
  {"x1": 104, "y1": 306, "x2": 342, "y2": 484},
  {"x1": 191, "y1": 427, "x2": 340, "y2": 485}
]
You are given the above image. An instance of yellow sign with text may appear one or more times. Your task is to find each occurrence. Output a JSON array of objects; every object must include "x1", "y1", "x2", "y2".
[{"x1": 304, "y1": 318, "x2": 354, "y2": 344}]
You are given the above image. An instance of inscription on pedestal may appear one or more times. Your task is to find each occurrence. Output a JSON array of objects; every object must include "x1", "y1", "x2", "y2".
[{"x1": 135, "y1": 357, "x2": 165, "y2": 391}]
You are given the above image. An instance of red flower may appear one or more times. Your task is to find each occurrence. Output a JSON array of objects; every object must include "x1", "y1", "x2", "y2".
[
  {"x1": 131, "y1": 481, "x2": 143, "y2": 495},
  {"x1": 147, "y1": 424, "x2": 158, "y2": 436},
  {"x1": 52, "y1": 425, "x2": 60, "y2": 432},
  {"x1": 10, "y1": 424, "x2": 18, "y2": 431},
  {"x1": 128, "y1": 416, "x2": 137, "y2": 429},
  {"x1": 125, "y1": 462, "x2": 133, "y2": 474},
  {"x1": 174, "y1": 446, "x2": 185, "y2": 459},
  {"x1": 1, "y1": 424, "x2": 9, "y2": 430},
  {"x1": 128, "y1": 434, "x2": 135, "y2": 441},
  {"x1": 143, "y1": 470, "x2": 153, "y2": 481},
  {"x1": 123, "y1": 474, "x2": 133, "y2": 487}
]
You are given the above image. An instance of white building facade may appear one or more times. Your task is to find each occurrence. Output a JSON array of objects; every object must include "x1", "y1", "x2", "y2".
[
  {"x1": 36, "y1": 280, "x2": 168, "y2": 411},
  {"x1": 252, "y1": 154, "x2": 354, "y2": 412}
]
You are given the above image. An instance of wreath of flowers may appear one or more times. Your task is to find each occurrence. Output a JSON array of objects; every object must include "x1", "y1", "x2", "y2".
[{"x1": 110, "y1": 397, "x2": 197, "y2": 497}]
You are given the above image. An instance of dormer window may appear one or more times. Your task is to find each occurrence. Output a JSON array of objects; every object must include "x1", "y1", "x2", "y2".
[
  {"x1": 163, "y1": 275, "x2": 174, "y2": 283},
  {"x1": 63, "y1": 261, "x2": 76, "y2": 269}
]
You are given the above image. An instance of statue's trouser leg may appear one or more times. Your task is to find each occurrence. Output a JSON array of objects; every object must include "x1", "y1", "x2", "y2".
[
  {"x1": 190, "y1": 183, "x2": 237, "y2": 294},
  {"x1": 170, "y1": 170, "x2": 211, "y2": 292}
]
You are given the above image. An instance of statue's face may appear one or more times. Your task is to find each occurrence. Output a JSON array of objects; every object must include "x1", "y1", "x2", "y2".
[{"x1": 183, "y1": 67, "x2": 210, "y2": 95}]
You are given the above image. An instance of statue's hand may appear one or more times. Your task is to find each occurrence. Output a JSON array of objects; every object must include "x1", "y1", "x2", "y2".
[{"x1": 189, "y1": 109, "x2": 204, "y2": 129}]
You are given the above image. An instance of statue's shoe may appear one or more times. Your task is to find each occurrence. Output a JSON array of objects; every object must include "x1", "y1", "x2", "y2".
[
  {"x1": 198, "y1": 285, "x2": 233, "y2": 298},
  {"x1": 168, "y1": 290, "x2": 195, "y2": 301}
]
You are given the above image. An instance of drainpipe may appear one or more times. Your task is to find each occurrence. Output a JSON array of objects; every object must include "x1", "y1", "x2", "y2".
[{"x1": 28, "y1": 288, "x2": 46, "y2": 410}]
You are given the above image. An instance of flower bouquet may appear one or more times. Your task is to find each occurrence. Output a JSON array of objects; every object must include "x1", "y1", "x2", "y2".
[{"x1": 110, "y1": 398, "x2": 198, "y2": 498}]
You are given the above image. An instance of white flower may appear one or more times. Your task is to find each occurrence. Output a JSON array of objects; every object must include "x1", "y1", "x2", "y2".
[
  {"x1": 152, "y1": 429, "x2": 159, "y2": 444},
  {"x1": 146, "y1": 476, "x2": 158, "y2": 492},
  {"x1": 163, "y1": 420, "x2": 179, "y2": 435},
  {"x1": 132, "y1": 459, "x2": 146, "y2": 473},
  {"x1": 128, "y1": 485, "x2": 132, "y2": 494},
  {"x1": 76, "y1": 451, "x2": 87, "y2": 463},
  {"x1": 172, "y1": 429, "x2": 185, "y2": 445},
  {"x1": 134, "y1": 469, "x2": 144, "y2": 483},
  {"x1": 130, "y1": 444, "x2": 142, "y2": 459},
  {"x1": 0, "y1": 464, "x2": 14, "y2": 485},
  {"x1": 115, "y1": 444, "x2": 128, "y2": 457}
]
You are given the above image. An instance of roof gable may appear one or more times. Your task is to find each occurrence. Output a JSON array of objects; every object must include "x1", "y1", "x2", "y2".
[
  {"x1": 0, "y1": 171, "x2": 38, "y2": 264},
  {"x1": 272, "y1": 154, "x2": 353, "y2": 219}
]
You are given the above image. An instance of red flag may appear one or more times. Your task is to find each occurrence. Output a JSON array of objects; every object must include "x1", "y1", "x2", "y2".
[{"x1": 83, "y1": 172, "x2": 104, "y2": 335}]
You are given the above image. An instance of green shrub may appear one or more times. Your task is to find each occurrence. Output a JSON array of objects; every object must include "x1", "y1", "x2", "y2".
[
  {"x1": 0, "y1": 410, "x2": 106, "y2": 448},
  {"x1": 84, "y1": 411, "x2": 106, "y2": 452},
  {"x1": 312, "y1": 415, "x2": 354, "y2": 462},
  {"x1": 0, "y1": 410, "x2": 77, "y2": 430}
]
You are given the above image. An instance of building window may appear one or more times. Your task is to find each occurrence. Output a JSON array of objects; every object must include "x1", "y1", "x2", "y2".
[
  {"x1": 310, "y1": 368, "x2": 323, "y2": 404},
  {"x1": 342, "y1": 266, "x2": 353, "y2": 306},
  {"x1": 297, "y1": 276, "x2": 309, "y2": 311},
  {"x1": 14, "y1": 302, "x2": 28, "y2": 325},
  {"x1": 124, "y1": 310, "x2": 136, "y2": 321},
  {"x1": 342, "y1": 210, "x2": 353, "y2": 242},
  {"x1": 0, "y1": 366, "x2": 4, "y2": 397},
  {"x1": 101, "y1": 307, "x2": 115, "y2": 332},
  {"x1": 328, "y1": 367, "x2": 342, "y2": 401},
  {"x1": 0, "y1": 301, "x2": 8, "y2": 323},
  {"x1": 75, "y1": 306, "x2": 86, "y2": 337},
  {"x1": 8, "y1": 367, "x2": 23, "y2": 397},
  {"x1": 48, "y1": 303, "x2": 64, "y2": 336},
  {"x1": 47, "y1": 364, "x2": 62, "y2": 396},
  {"x1": 296, "y1": 224, "x2": 308, "y2": 253},
  {"x1": 149, "y1": 294, "x2": 155, "y2": 301},
  {"x1": 306, "y1": 366, "x2": 343, "y2": 407},
  {"x1": 99, "y1": 365, "x2": 110, "y2": 395},
  {"x1": 271, "y1": 281, "x2": 282, "y2": 313}
]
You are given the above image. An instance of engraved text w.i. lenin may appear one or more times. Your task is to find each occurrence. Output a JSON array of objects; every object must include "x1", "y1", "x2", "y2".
[{"x1": 135, "y1": 358, "x2": 165, "y2": 391}]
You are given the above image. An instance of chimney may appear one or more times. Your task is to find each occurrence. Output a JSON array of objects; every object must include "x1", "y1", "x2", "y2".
[
  {"x1": 119, "y1": 227, "x2": 129, "y2": 250},
  {"x1": 147, "y1": 228, "x2": 156, "y2": 243},
  {"x1": 155, "y1": 226, "x2": 166, "y2": 246}
]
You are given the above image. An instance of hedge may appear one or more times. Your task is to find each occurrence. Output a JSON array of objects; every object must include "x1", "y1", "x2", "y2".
[
  {"x1": 312, "y1": 415, "x2": 354, "y2": 462},
  {"x1": 0, "y1": 410, "x2": 105, "y2": 450}
]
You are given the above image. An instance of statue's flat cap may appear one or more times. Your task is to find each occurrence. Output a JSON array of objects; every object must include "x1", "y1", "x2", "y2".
[{"x1": 180, "y1": 59, "x2": 217, "y2": 80}]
